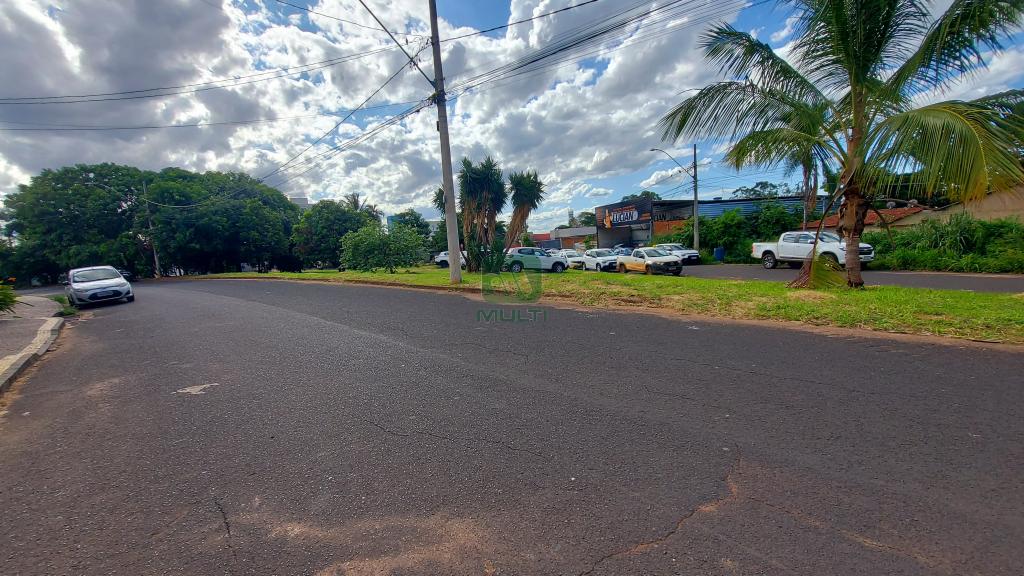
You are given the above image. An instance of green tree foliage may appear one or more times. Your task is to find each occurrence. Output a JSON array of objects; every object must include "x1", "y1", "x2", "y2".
[
  {"x1": 390, "y1": 208, "x2": 431, "y2": 238},
  {"x1": 731, "y1": 181, "x2": 793, "y2": 199},
  {"x1": 290, "y1": 200, "x2": 372, "y2": 268},
  {"x1": 865, "y1": 214, "x2": 1024, "y2": 273},
  {"x1": 341, "y1": 192, "x2": 384, "y2": 222},
  {"x1": 661, "y1": 2, "x2": 1024, "y2": 286},
  {"x1": 577, "y1": 211, "x2": 597, "y2": 226},
  {"x1": 1, "y1": 164, "x2": 300, "y2": 280},
  {"x1": 621, "y1": 190, "x2": 661, "y2": 202},
  {"x1": 341, "y1": 224, "x2": 425, "y2": 273}
]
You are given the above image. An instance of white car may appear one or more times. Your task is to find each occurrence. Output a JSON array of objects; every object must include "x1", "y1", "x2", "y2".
[
  {"x1": 751, "y1": 231, "x2": 874, "y2": 269},
  {"x1": 582, "y1": 249, "x2": 618, "y2": 271},
  {"x1": 434, "y1": 250, "x2": 466, "y2": 268},
  {"x1": 616, "y1": 248, "x2": 683, "y2": 275},
  {"x1": 655, "y1": 243, "x2": 701, "y2": 265},
  {"x1": 504, "y1": 247, "x2": 568, "y2": 272},
  {"x1": 64, "y1": 265, "x2": 134, "y2": 306},
  {"x1": 556, "y1": 249, "x2": 585, "y2": 269}
]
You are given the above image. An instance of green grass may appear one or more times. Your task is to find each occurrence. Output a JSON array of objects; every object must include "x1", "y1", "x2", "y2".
[
  {"x1": 204, "y1": 267, "x2": 1024, "y2": 344},
  {"x1": 48, "y1": 294, "x2": 78, "y2": 317}
]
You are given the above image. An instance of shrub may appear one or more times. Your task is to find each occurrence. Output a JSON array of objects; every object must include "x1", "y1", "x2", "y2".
[
  {"x1": 864, "y1": 215, "x2": 1024, "y2": 273},
  {"x1": 340, "y1": 224, "x2": 426, "y2": 273},
  {"x1": 0, "y1": 285, "x2": 16, "y2": 314}
]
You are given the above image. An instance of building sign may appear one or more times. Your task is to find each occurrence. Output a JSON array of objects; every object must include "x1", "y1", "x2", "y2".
[{"x1": 596, "y1": 199, "x2": 653, "y2": 228}]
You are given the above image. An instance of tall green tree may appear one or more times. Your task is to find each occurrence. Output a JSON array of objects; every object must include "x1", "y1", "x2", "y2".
[
  {"x1": 577, "y1": 211, "x2": 597, "y2": 227},
  {"x1": 390, "y1": 208, "x2": 431, "y2": 238},
  {"x1": 458, "y1": 157, "x2": 507, "y2": 272},
  {"x1": 341, "y1": 192, "x2": 384, "y2": 222},
  {"x1": 290, "y1": 200, "x2": 372, "y2": 268},
  {"x1": 504, "y1": 170, "x2": 546, "y2": 251},
  {"x1": 660, "y1": 0, "x2": 1024, "y2": 286},
  {"x1": 621, "y1": 190, "x2": 661, "y2": 202}
]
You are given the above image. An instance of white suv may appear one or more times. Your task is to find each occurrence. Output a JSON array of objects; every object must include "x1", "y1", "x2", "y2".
[{"x1": 505, "y1": 247, "x2": 568, "y2": 272}]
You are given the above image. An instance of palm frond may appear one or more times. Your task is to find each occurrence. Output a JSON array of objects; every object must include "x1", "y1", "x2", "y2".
[
  {"x1": 724, "y1": 128, "x2": 823, "y2": 170},
  {"x1": 659, "y1": 81, "x2": 819, "y2": 143},
  {"x1": 701, "y1": 24, "x2": 826, "y2": 103},
  {"x1": 886, "y1": 0, "x2": 1024, "y2": 97},
  {"x1": 866, "y1": 100, "x2": 1024, "y2": 202}
]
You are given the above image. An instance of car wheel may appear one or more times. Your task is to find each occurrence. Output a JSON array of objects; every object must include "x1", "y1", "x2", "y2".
[
  {"x1": 762, "y1": 252, "x2": 777, "y2": 269},
  {"x1": 509, "y1": 261, "x2": 524, "y2": 273},
  {"x1": 438, "y1": 260, "x2": 449, "y2": 268},
  {"x1": 619, "y1": 264, "x2": 627, "y2": 273},
  {"x1": 551, "y1": 262, "x2": 565, "y2": 273},
  {"x1": 672, "y1": 269, "x2": 682, "y2": 276},
  {"x1": 127, "y1": 294, "x2": 135, "y2": 302},
  {"x1": 645, "y1": 265, "x2": 653, "y2": 275}
]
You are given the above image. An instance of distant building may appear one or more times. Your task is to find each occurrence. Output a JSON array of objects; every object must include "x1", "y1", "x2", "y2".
[
  {"x1": 288, "y1": 196, "x2": 311, "y2": 210},
  {"x1": 593, "y1": 195, "x2": 827, "y2": 248}
]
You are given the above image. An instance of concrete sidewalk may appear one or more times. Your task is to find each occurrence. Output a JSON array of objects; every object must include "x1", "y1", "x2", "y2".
[{"x1": 1, "y1": 296, "x2": 63, "y2": 395}]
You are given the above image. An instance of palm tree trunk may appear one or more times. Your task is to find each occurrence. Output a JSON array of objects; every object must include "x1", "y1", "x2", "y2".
[
  {"x1": 801, "y1": 164, "x2": 812, "y2": 230},
  {"x1": 838, "y1": 186, "x2": 868, "y2": 287}
]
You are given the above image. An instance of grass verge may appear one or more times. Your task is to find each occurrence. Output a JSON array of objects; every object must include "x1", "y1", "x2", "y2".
[
  {"x1": 203, "y1": 267, "x2": 1024, "y2": 344},
  {"x1": 48, "y1": 295, "x2": 78, "y2": 317}
]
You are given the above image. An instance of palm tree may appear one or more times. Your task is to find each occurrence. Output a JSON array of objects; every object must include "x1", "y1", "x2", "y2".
[
  {"x1": 660, "y1": 0, "x2": 1024, "y2": 286},
  {"x1": 341, "y1": 192, "x2": 383, "y2": 222},
  {"x1": 457, "y1": 157, "x2": 507, "y2": 271},
  {"x1": 504, "y1": 171, "x2": 546, "y2": 251}
]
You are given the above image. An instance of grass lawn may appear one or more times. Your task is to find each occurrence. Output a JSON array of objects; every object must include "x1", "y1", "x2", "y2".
[{"x1": 205, "y1": 267, "x2": 1024, "y2": 344}]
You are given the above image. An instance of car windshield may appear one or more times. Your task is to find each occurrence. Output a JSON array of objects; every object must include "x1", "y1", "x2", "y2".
[
  {"x1": 562, "y1": 251, "x2": 580, "y2": 257},
  {"x1": 73, "y1": 268, "x2": 121, "y2": 282},
  {"x1": 643, "y1": 249, "x2": 669, "y2": 257},
  {"x1": 592, "y1": 250, "x2": 612, "y2": 257},
  {"x1": 660, "y1": 244, "x2": 683, "y2": 250},
  {"x1": 818, "y1": 232, "x2": 841, "y2": 242}
]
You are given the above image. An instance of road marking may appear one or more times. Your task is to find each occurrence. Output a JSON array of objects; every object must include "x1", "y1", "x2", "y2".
[{"x1": 174, "y1": 383, "x2": 219, "y2": 395}]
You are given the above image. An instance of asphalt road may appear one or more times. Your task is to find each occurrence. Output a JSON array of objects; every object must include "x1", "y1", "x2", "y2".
[
  {"x1": 682, "y1": 264, "x2": 1024, "y2": 292},
  {"x1": 2, "y1": 280, "x2": 1022, "y2": 575}
]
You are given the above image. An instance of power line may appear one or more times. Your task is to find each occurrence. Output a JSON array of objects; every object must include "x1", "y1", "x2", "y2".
[
  {"x1": 355, "y1": 0, "x2": 434, "y2": 87},
  {"x1": 259, "y1": 48, "x2": 427, "y2": 181},
  {"x1": 440, "y1": 0, "x2": 601, "y2": 42},
  {"x1": 0, "y1": 46, "x2": 395, "y2": 104},
  {"x1": 0, "y1": 102, "x2": 422, "y2": 131},
  {"x1": 274, "y1": 0, "x2": 429, "y2": 39}
]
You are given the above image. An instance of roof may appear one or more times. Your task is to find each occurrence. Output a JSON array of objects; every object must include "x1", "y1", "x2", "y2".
[
  {"x1": 808, "y1": 206, "x2": 924, "y2": 228},
  {"x1": 530, "y1": 233, "x2": 551, "y2": 241},
  {"x1": 550, "y1": 226, "x2": 596, "y2": 238}
]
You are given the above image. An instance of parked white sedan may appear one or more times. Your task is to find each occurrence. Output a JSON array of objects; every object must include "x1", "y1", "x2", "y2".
[
  {"x1": 655, "y1": 243, "x2": 701, "y2": 265},
  {"x1": 582, "y1": 249, "x2": 618, "y2": 271},
  {"x1": 64, "y1": 265, "x2": 134, "y2": 306}
]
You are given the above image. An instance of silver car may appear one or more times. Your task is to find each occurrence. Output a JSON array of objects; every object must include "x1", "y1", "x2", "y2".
[{"x1": 65, "y1": 266, "x2": 134, "y2": 306}]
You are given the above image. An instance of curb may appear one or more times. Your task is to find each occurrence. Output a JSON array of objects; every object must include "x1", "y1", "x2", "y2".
[{"x1": 0, "y1": 317, "x2": 64, "y2": 397}]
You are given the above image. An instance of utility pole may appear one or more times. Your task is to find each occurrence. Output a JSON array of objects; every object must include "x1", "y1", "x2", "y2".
[
  {"x1": 143, "y1": 181, "x2": 161, "y2": 278},
  {"x1": 692, "y1": 143, "x2": 699, "y2": 252},
  {"x1": 428, "y1": 0, "x2": 461, "y2": 284}
]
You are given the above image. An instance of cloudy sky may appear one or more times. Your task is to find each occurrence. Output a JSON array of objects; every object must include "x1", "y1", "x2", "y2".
[{"x1": 1, "y1": 0, "x2": 1022, "y2": 231}]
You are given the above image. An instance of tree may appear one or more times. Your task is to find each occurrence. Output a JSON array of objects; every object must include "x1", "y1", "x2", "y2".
[
  {"x1": 458, "y1": 157, "x2": 507, "y2": 272},
  {"x1": 291, "y1": 200, "x2": 372, "y2": 268},
  {"x1": 660, "y1": 2, "x2": 1024, "y2": 286},
  {"x1": 504, "y1": 170, "x2": 546, "y2": 252},
  {"x1": 621, "y1": 190, "x2": 661, "y2": 202},
  {"x1": 341, "y1": 223, "x2": 425, "y2": 273},
  {"x1": 577, "y1": 211, "x2": 597, "y2": 226},
  {"x1": 731, "y1": 181, "x2": 793, "y2": 199},
  {"x1": 390, "y1": 208, "x2": 431, "y2": 238},
  {"x1": 342, "y1": 192, "x2": 384, "y2": 222}
]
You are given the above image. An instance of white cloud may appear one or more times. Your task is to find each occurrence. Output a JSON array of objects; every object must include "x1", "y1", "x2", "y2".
[
  {"x1": 639, "y1": 168, "x2": 682, "y2": 188},
  {"x1": 769, "y1": 16, "x2": 798, "y2": 43}
]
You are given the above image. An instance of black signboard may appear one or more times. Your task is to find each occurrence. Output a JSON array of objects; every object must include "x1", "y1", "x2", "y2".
[{"x1": 596, "y1": 198, "x2": 653, "y2": 228}]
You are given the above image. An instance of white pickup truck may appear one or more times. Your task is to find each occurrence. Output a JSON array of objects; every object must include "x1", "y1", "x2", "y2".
[{"x1": 751, "y1": 231, "x2": 874, "y2": 269}]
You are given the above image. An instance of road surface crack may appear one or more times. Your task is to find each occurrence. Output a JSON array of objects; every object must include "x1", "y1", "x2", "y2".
[
  {"x1": 359, "y1": 418, "x2": 543, "y2": 457},
  {"x1": 576, "y1": 446, "x2": 742, "y2": 576},
  {"x1": 214, "y1": 497, "x2": 239, "y2": 565}
]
